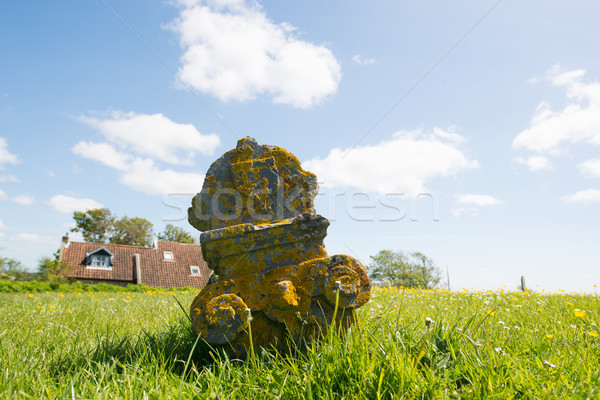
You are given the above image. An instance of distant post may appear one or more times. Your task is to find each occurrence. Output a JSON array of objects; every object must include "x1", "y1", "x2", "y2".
[{"x1": 520, "y1": 275, "x2": 526, "y2": 292}]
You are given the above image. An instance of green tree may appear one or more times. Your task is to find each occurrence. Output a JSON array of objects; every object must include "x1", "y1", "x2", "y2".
[
  {"x1": 157, "y1": 224, "x2": 196, "y2": 244},
  {"x1": 37, "y1": 250, "x2": 69, "y2": 283},
  {"x1": 70, "y1": 208, "x2": 155, "y2": 247},
  {"x1": 368, "y1": 249, "x2": 441, "y2": 289},
  {"x1": 111, "y1": 216, "x2": 154, "y2": 247},
  {"x1": 71, "y1": 208, "x2": 115, "y2": 243},
  {"x1": 0, "y1": 257, "x2": 37, "y2": 281}
]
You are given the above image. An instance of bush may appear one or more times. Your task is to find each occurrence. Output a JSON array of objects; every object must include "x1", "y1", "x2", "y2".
[{"x1": 0, "y1": 279, "x2": 195, "y2": 293}]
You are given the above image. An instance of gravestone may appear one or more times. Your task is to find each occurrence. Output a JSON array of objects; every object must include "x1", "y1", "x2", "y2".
[{"x1": 188, "y1": 137, "x2": 371, "y2": 355}]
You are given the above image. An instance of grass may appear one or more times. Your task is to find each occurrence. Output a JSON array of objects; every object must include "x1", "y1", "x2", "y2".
[{"x1": 1, "y1": 286, "x2": 599, "y2": 399}]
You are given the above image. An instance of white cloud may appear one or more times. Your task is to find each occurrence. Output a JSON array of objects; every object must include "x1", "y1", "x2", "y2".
[
  {"x1": 303, "y1": 128, "x2": 478, "y2": 196},
  {"x1": 72, "y1": 141, "x2": 205, "y2": 195},
  {"x1": 168, "y1": 0, "x2": 341, "y2": 108},
  {"x1": 9, "y1": 233, "x2": 55, "y2": 244},
  {"x1": 72, "y1": 141, "x2": 131, "y2": 171},
  {"x1": 0, "y1": 218, "x2": 6, "y2": 230},
  {"x1": 120, "y1": 158, "x2": 205, "y2": 195},
  {"x1": 451, "y1": 207, "x2": 480, "y2": 220},
  {"x1": 455, "y1": 194, "x2": 504, "y2": 207},
  {"x1": 0, "y1": 174, "x2": 19, "y2": 183},
  {"x1": 0, "y1": 189, "x2": 6, "y2": 201},
  {"x1": 578, "y1": 158, "x2": 600, "y2": 177},
  {"x1": 514, "y1": 156, "x2": 552, "y2": 171},
  {"x1": 48, "y1": 195, "x2": 104, "y2": 214},
  {"x1": 47, "y1": 170, "x2": 55, "y2": 177},
  {"x1": 352, "y1": 55, "x2": 376, "y2": 66},
  {"x1": 562, "y1": 189, "x2": 600, "y2": 204},
  {"x1": 0, "y1": 137, "x2": 19, "y2": 170},
  {"x1": 513, "y1": 66, "x2": 600, "y2": 155},
  {"x1": 11, "y1": 195, "x2": 34, "y2": 206},
  {"x1": 77, "y1": 111, "x2": 220, "y2": 165}
]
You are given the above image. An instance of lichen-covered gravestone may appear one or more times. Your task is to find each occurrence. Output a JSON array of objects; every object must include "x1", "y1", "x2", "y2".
[{"x1": 188, "y1": 137, "x2": 371, "y2": 355}]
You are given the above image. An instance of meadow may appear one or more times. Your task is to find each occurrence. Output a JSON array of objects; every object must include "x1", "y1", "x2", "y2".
[{"x1": 1, "y1": 285, "x2": 599, "y2": 399}]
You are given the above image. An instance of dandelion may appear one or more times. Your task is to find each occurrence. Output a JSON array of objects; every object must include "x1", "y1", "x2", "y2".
[
  {"x1": 486, "y1": 310, "x2": 495, "y2": 316},
  {"x1": 28, "y1": 294, "x2": 34, "y2": 298},
  {"x1": 574, "y1": 309, "x2": 586, "y2": 318},
  {"x1": 59, "y1": 293, "x2": 64, "y2": 298},
  {"x1": 244, "y1": 308, "x2": 253, "y2": 322},
  {"x1": 589, "y1": 331, "x2": 599, "y2": 338},
  {"x1": 566, "y1": 302, "x2": 574, "y2": 306},
  {"x1": 545, "y1": 334, "x2": 554, "y2": 339}
]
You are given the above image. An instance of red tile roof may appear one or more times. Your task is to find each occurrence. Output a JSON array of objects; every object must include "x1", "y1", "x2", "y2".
[{"x1": 61, "y1": 241, "x2": 212, "y2": 289}]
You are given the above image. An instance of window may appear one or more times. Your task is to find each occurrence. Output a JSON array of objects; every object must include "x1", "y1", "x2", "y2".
[
  {"x1": 190, "y1": 266, "x2": 201, "y2": 276},
  {"x1": 91, "y1": 255, "x2": 110, "y2": 268},
  {"x1": 86, "y1": 248, "x2": 113, "y2": 269},
  {"x1": 163, "y1": 251, "x2": 174, "y2": 261}
]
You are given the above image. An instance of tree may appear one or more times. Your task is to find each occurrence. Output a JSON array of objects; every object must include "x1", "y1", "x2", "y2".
[
  {"x1": 70, "y1": 208, "x2": 155, "y2": 247},
  {"x1": 111, "y1": 216, "x2": 154, "y2": 247},
  {"x1": 37, "y1": 253, "x2": 69, "y2": 283},
  {"x1": 0, "y1": 257, "x2": 37, "y2": 282},
  {"x1": 157, "y1": 224, "x2": 196, "y2": 244},
  {"x1": 368, "y1": 249, "x2": 441, "y2": 289},
  {"x1": 71, "y1": 208, "x2": 115, "y2": 243}
]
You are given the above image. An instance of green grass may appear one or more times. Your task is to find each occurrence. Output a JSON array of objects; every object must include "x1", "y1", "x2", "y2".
[{"x1": 1, "y1": 287, "x2": 599, "y2": 399}]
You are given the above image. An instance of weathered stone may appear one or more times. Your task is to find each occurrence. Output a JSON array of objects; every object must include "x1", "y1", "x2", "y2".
[{"x1": 189, "y1": 137, "x2": 371, "y2": 356}]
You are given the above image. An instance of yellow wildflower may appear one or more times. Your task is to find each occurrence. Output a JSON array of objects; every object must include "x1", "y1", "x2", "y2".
[
  {"x1": 574, "y1": 309, "x2": 586, "y2": 318},
  {"x1": 545, "y1": 334, "x2": 554, "y2": 339},
  {"x1": 28, "y1": 294, "x2": 34, "y2": 298},
  {"x1": 589, "y1": 331, "x2": 599, "y2": 338},
  {"x1": 566, "y1": 302, "x2": 574, "y2": 306},
  {"x1": 486, "y1": 310, "x2": 495, "y2": 316}
]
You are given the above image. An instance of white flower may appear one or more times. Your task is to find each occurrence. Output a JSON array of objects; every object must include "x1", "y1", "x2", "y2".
[
  {"x1": 498, "y1": 321, "x2": 505, "y2": 325},
  {"x1": 543, "y1": 360, "x2": 557, "y2": 368},
  {"x1": 494, "y1": 347, "x2": 506, "y2": 355}
]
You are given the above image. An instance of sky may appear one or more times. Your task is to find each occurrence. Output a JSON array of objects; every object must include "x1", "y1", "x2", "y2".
[{"x1": 1, "y1": 0, "x2": 599, "y2": 292}]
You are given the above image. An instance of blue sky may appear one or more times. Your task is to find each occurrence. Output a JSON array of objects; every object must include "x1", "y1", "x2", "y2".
[{"x1": 1, "y1": 0, "x2": 599, "y2": 292}]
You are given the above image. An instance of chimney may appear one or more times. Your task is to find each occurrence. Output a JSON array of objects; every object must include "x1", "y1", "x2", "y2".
[
  {"x1": 134, "y1": 253, "x2": 142, "y2": 285},
  {"x1": 58, "y1": 233, "x2": 69, "y2": 262}
]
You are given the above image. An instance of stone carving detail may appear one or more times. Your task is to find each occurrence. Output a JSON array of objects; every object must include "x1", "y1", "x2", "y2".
[{"x1": 189, "y1": 137, "x2": 371, "y2": 355}]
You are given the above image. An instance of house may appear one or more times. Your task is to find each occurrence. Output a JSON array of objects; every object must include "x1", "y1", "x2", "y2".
[{"x1": 58, "y1": 235, "x2": 212, "y2": 289}]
